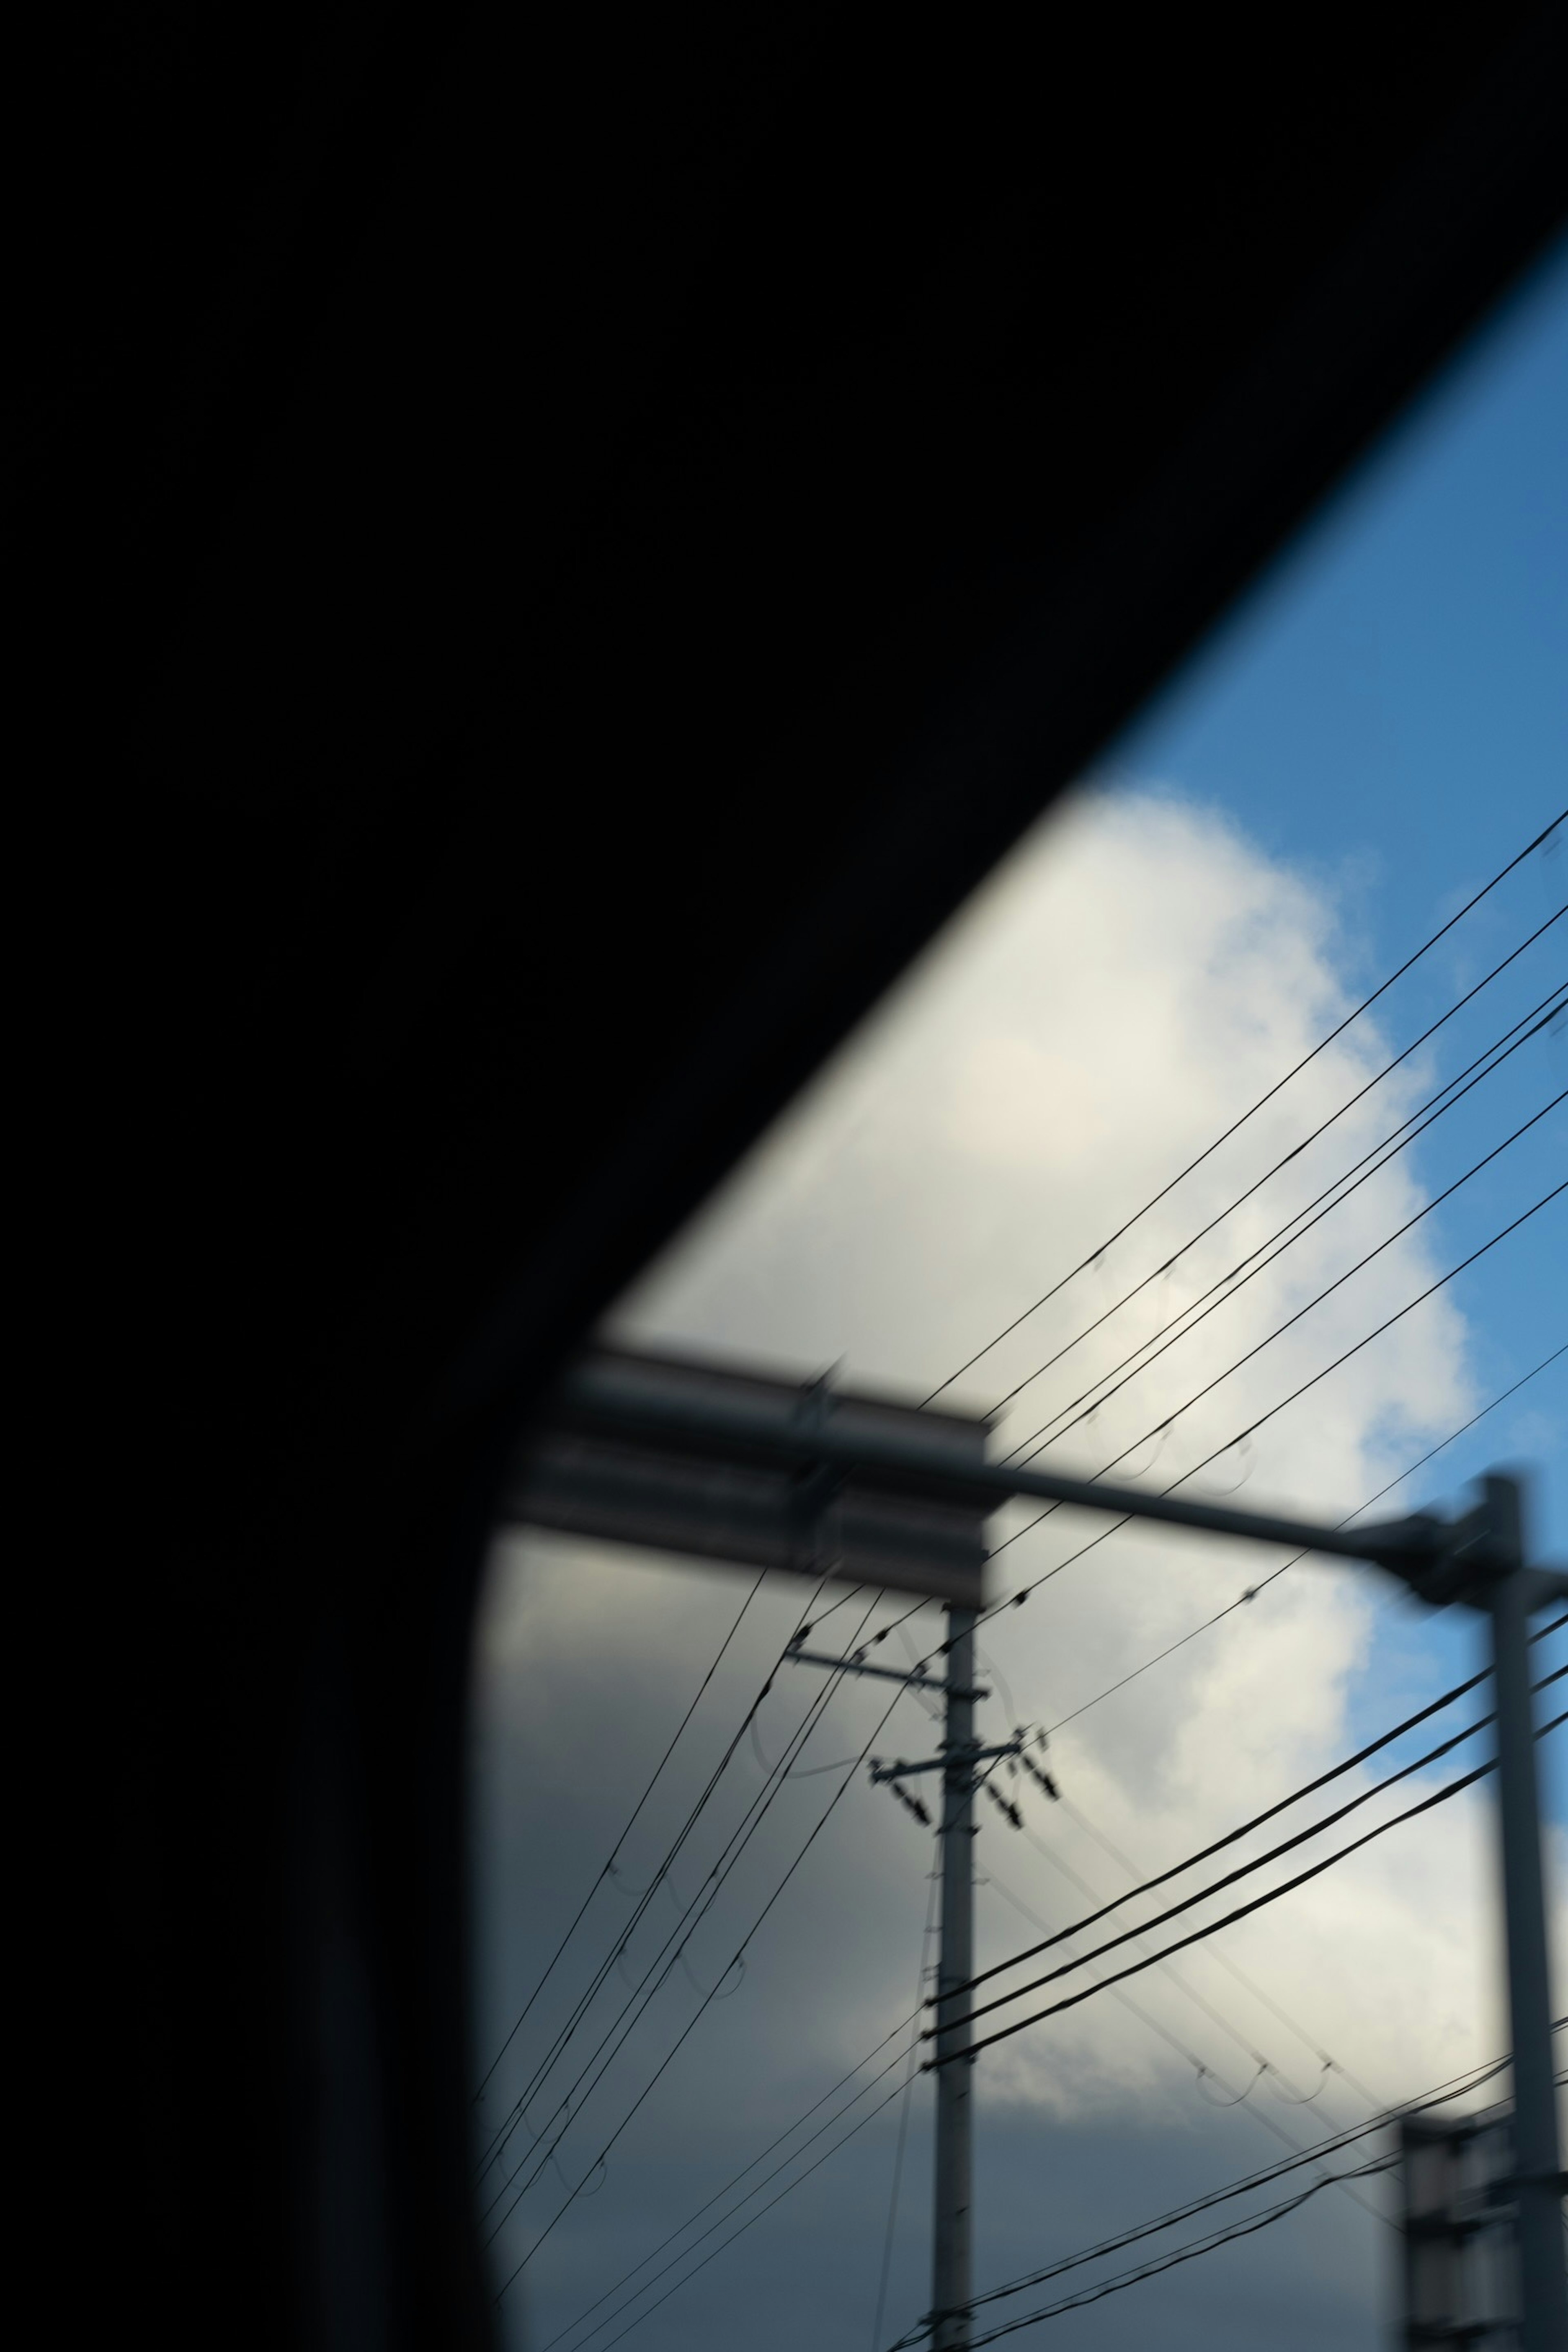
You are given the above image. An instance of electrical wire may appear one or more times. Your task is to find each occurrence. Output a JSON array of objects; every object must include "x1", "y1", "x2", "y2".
[
  {"x1": 972, "y1": 1173, "x2": 1568, "y2": 1632},
  {"x1": 484, "y1": 1595, "x2": 885, "y2": 2230},
  {"x1": 546, "y1": 1755, "x2": 1385, "y2": 2352},
  {"x1": 511, "y1": 1328, "x2": 1568, "y2": 2205},
  {"x1": 923, "y1": 812, "x2": 1564, "y2": 1407},
  {"x1": 1006, "y1": 1089, "x2": 1566, "y2": 1470},
  {"x1": 932, "y1": 1711, "x2": 1566, "y2": 2069},
  {"x1": 592, "y1": 2072, "x2": 915, "y2": 2352},
  {"x1": 1005, "y1": 1811, "x2": 1379, "y2": 2144},
  {"x1": 545, "y1": 2040, "x2": 920, "y2": 2352},
  {"x1": 493, "y1": 870, "x2": 1568, "y2": 2333},
  {"x1": 482, "y1": 1595, "x2": 871, "y2": 2194},
  {"x1": 492, "y1": 1668, "x2": 915, "y2": 2299},
  {"x1": 883, "y1": 2031, "x2": 1568, "y2": 2350},
  {"x1": 550, "y1": 1994, "x2": 1566, "y2": 2352},
  {"x1": 503, "y1": 1572, "x2": 991, "y2": 2229},
  {"x1": 953, "y1": 1663, "x2": 1498, "y2": 2002},
  {"x1": 943, "y1": 2154, "x2": 1401, "y2": 2348},
  {"x1": 474, "y1": 1567, "x2": 769, "y2": 2106},
  {"x1": 991, "y1": 986, "x2": 1564, "y2": 1446},
  {"x1": 870, "y1": 1853, "x2": 943, "y2": 2352},
  {"x1": 477, "y1": 1572, "x2": 848, "y2": 2180},
  {"x1": 536, "y1": 2009, "x2": 929, "y2": 2352},
  {"x1": 953, "y1": 1703, "x2": 1510, "y2": 2030},
  {"x1": 524, "y1": 1100, "x2": 1568, "y2": 2183},
  {"x1": 976, "y1": 1855, "x2": 1376, "y2": 2204},
  {"x1": 868, "y1": 1215, "x2": 1566, "y2": 1729},
  {"x1": 483, "y1": 835, "x2": 1567, "y2": 2352},
  {"x1": 1010, "y1": 1343, "x2": 1568, "y2": 1736},
  {"x1": 1050, "y1": 1794, "x2": 1382, "y2": 2110}
]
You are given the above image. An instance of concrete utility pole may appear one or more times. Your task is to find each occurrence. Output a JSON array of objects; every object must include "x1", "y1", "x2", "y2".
[
  {"x1": 858, "y1": 1614, "x2": 1023, "y2": 2352},
  {"x1": 861, "y1": 1615, "x2": 1027, "y2": 2352},
  {"x1": 1478, "y1": 1479, "x2": 1566, "y2": 2352},
  {"x1": 931, "y1": 1606, "x2": 978, "y2": 2352},
  {"x1": 510, "y1": 1348, "x2": 1567, "y2": 2349}
]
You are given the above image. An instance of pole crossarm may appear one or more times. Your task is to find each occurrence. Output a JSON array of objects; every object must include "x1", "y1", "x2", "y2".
[
  {"x1": 508, "y1": 1346, "x2": 1566, "y2": 2350},
  {"x1": 784, "y1": 1643, "x2": 989, "y2": 1699},
  {"x1": 871, "y1": 1738, "x2": 1024, "y2": 1786}
]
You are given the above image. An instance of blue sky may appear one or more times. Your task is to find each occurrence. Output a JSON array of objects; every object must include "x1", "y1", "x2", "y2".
[
  {"x1": 1111, "y1": 233, "x2": 1568, "y2": 1768},
  {"x1": 476, "y1": 234, "x2": 1568, "y2": 2352}
]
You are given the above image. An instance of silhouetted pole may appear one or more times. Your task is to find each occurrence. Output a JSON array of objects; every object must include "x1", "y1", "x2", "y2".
[{"x1": 931, "y1": 1605, "x2": 977, "y2": 2352}]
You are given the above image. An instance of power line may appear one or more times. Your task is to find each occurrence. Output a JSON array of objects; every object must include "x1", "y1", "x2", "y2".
[
  {"x1": 994, "y1": 1638, "x2": 1568, "y2": 2071},
  {"x1": 549, "y1": 1987, "x2": 1565, "y2": 2352},
  {"x1": 885, "y1": 1207, "x2": 1568, "y2": 1710},
  {"x1": 1003, "y1": 1809, "x2": 1384, "y2": 2132},
  {"x1": 542, "y1": 1854, "x2": 945, "y2": 2352},
  {"x1": 871, "y1": 1853, "x2": 943, "y2": 2352},
  {"x1": 474, "y1": 1566, "x2": 768, "y2": 2105},
  {"x1": 537, "y1": 2009, "x2": 928, "y2": 2352},
  {"x1": 947, "y1": 2059, "x2": 1568, "y2": 2352},
  {"x1": 1115, "y1": 1174, "x2": 1568, "y2": 1501},
  {"x1": 559, "y1": 1714, "x2": 1568, "y2": 2352},
  {"x1": 956, "y1": 1663, "x2": 1496, "y2": 2002},
  {"x1": 983, "y1": 949, "x2": 1564, "y2": 1427},
  {"x1": 482, "y1": 1592, "x2": 874, "y2": 2200},
  {"x1": 494, "y1": 1666, "x2": 906, "y2": 2288},
  {"x1": 932, "y1": 1711, "x2": 1567, "y2": 2069},
  {"x1": 592, "y1": 2071, "x2": 916, "y2": 2352},
  {"x1": 546, "y1": 2037, "x2": 922, "y2": 2352},
  {"x1": 923, "y1": 812, "x2": 1565, "y2": 1407},
  {"x1": 912, "y1": 2051, "x2": 1542, "y2": 2342},
  {"x1": 544, "y1": 1809, "x2": 1331, "y2": 2352},
  {"x1": 953, "y1": 1698, "x2": 1528, "y2": 2030},
  {"x1": 492, "y1": 1668, "x2": 915, "y2": 2299},
  {"x1": 815, "y1": 1235, "x2": 1568, "y2": 2159},
  {"x1": 484, "y1": 1595, "x2": 886, "y2": 2231},
  {"x1": 1005, "y1": 1088, "x2": 1566, "y2": 1470},
  {"x1": 973, "y1": 1174, "x2": 1568, "y2": 1630},
  {"x1": 510, "y1": 868, "x2": 1568, "y2": 2323},
  {"x1": 1035, "y1": 1339, "x2": 1568, "y2": 1735},
  {"x1": 949, "y1": 1378, "x2": 1568, "y2": 2178},
  {"x1": 992, "y1": 983, "x2": 1564, "y2": 1446},
  {"x1": 478, "y1": 1575, "x2": 853, "y2": 2182},
  {"x1": 477, "y1": 1631, "x2": 797, "y2": 2174},
  {"x1": 524, "y1": 1100, "x2": 1568, "y2": 2201},
  {"x1": 906, "y1": 2038, "x2": 1557, "y2": 2345},
  {"x1": 949, "y1": 2152, "x2": 1401, "y2": 2348},
  {"x1": 976, "y1": 1852, "x2": 1383, "y2": 2209}
]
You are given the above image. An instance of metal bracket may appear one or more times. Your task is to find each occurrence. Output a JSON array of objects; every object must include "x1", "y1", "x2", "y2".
[
  {"x1": 1376, "y1": 1475, "x2": 1568, "y2": 1614},
  {"x1": 871, "y1": 1735, "x2": 1025, "y2": 1785},
  {"x1": 785, "y1": 1639, "x2": 988, "y2": 1699}
]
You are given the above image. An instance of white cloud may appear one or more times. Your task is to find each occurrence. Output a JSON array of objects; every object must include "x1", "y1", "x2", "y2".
[{"x1": 474, "y1": 786, "x2": 1556, "y2": 2349}]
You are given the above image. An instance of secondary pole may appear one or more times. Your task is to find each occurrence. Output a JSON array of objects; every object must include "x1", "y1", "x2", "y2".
[
  {"x1": 932, "y1": 1604, "x2": 978, "y2": 2352},
  {"x1": 1484, "y1": 1479, "x2": 1566, "y2": 2352}
]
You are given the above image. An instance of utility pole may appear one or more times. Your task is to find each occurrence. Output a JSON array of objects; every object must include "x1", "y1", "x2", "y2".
[
  {"x1": 1479, "y1": 1478, "x2": 1566, "y2": 2352},
  {"x1": 517, "y1": 1347, "x2": 1566, "y2": 2348},
  {"x1": 861, "y1": 1613, "x2": 1027, "y2": 2351},
  {"x1": 793, "y1": 1606, "x2": 1024, "y2": 2350},
  {"x1": 931, "y1": 1604, "x2": 978, "y2": 2352}
]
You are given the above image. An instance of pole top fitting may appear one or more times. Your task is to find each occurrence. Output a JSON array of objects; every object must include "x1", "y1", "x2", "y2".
[{"x1": 1387, "y1": 1473, "x2": 1530, "y2": 1609}]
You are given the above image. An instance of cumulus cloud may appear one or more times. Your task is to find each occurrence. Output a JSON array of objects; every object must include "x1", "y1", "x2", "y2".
[{"x1": 473, "y1": 787, "x2": 1556, "y2": 2352}]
